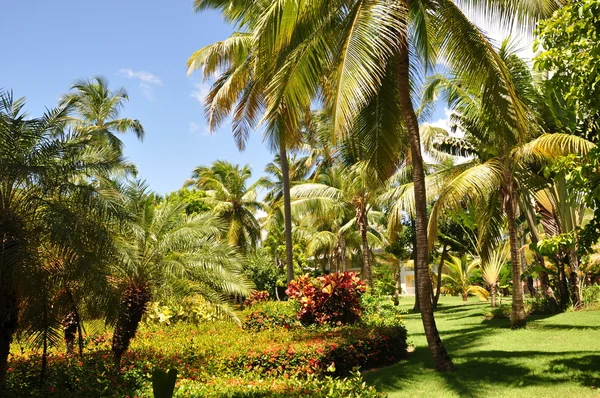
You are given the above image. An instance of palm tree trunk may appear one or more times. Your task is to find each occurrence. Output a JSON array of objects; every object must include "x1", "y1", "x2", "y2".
[
  {"x1": 279, "y1": 141, "x2": 294, "y2": 283},
  {"x1": 63, "y1": 310, "x2": 78, "y2": 355},
  {"x1": 412, "y1": 219, "x2": 420, "y2": 311},
  {"x1": 357, "y1": 206, "x2": 373, "y2": 289},
  {"x1": 568, "y1": 248, "x2": 581, "y2": 308},
  {"x1": 503, "y1": 168, "x2": 527, "y2": 328},
  {"x1": 526, "y1": 205, "x2": 556, "y2": 301},
  {"x1": 434, "y1": 245, "x2": 448, "y2": 309},
  {"x1": 0, "y1": 233, "x2": 19, "y2": 385},
  {"x1": 340, "y1": 238, "x2": 347, "y2": 272},
  {"x1": 491, "y1": 284, "x2": 497, "y2": 308},
  {"x1": 557, "y1": 255, "x2": 569, "y2": 309},
  {"x1": 398, "y1": 42, "x2": 454, "y2": 371},
  {"x1": 393, "y1": 261, "x2": 401, "y2": 306},
  {"x1": 112, "y1": 283, "x2": 151, "y2": 368}
]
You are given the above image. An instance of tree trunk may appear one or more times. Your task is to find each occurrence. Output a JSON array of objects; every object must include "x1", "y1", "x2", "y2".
[
  {"x1": 526, "y1": 204, "x2": 557, "y2": 301},
  {"x1": 491, "y1": 284, "x2": 497, "y2": 308},
  {"x1": 398, "y1": 42, "x2": 454, "y2": 371},
  {"x1": 393, "y1": 261, "x2": 401, "y2": 306},
  {"x1": 279, "y1": 142, "x2": 295, "y2": 284},
  {"x1": 557, "y1": 256, "x2": 569, "y2": 309},
  {"x1": 503, "y1": 168, "x2": 527, "y2": 328},
  {"x1": 0, "y1": 233, "x2": 19, "y2": 386},
  {"x1": 433, "y1": 245, "x2": 448, "y2": 309},
  {"x1": 112, "y1": 283, "x2": 151, "y2": 368},
  {"x1": 568, "y1": 248, "x2": 581, "y2": 308},
  {"x1": 462, "y1": 292, "x2": 468, "y2": 302},
  {"x1": 412, "y1": 219, "x2": 420, "y2": 311},
  {"x1": 340, "y1": 238, "x2": 347, "y2": 272},
  {"x1": 356, "y1": 206, "x2": 373, "y2": 289},
  {"x1": 63, "y1": 310, "x2": 78, "y2": 355}
]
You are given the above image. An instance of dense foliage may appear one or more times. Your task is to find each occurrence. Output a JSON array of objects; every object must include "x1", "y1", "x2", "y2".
[
  {"x1": 286, "y1": 273, "x2": 367, "y2": 326},
  {"x1": 6, "y1": 308, "x2": 405, "y2": 396}
]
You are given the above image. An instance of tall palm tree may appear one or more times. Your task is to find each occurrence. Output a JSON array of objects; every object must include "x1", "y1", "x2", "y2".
[
  {"x1": 422, "y1": 48, "x2": 594, "y2": 327},
  {"x1": 0, "y1": 90, "x2": 129, "y2": 383},
  {"x1": 194, "y1": 0, "x2": 559, "y2": 370},
  {"x1": 291, "y1": 163, "x2": 383, "y2": 288},
  {"x1": 186, "y1": 160, "x2": 267, "y2": 251},
  {"x1": 60, "y1": 76, "x2": 144, "y2": 153},
  {"x1": 110, "y1": 181, "x2": 252, "y2": 366},
  {"x1": 187, "y1": 3, "x2": 305, "y2": 283}
]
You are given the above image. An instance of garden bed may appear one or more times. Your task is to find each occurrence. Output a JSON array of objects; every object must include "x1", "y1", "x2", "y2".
[{"x1": 6, "y1": 301, "x2": 407, "y2": 397}]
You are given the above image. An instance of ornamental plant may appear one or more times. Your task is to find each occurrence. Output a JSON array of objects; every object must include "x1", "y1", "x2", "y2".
[
  {"x1": 244, "y1": 291, "x2": 270, "y2": 307},
  {"x1": 286, "y1": 272, "x2": 367, "y2": 326}
]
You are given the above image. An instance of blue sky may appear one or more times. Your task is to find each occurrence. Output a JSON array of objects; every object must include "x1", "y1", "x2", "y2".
[
  {"x1": 4, "y1": 0, "x2": 465, "y2": 194},
  {"x1": 3, "y1": 0, "x2": 276, "y2": 194}
]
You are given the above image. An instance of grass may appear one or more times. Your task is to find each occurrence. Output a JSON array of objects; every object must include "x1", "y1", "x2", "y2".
[{"x1": 363, "y1": 296, "x2": 600, "y2": 398}]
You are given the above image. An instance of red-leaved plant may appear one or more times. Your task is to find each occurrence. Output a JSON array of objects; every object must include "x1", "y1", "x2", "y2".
[
  {"x1": 286, "y1": 272, "x2": 367, "y2": 326},
  {"x1": 244, "y1": 291, "x2": 270, "y2": 307}
]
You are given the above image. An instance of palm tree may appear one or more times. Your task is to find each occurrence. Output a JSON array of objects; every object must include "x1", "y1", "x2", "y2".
[
  {"x1": 194, "y1": 0, "x2": 559, "y2": 370},
  {"x1": 442, "y1": 255, "x2": 489, "y2": 301},
  {"x1": 60, "y1": 76, "x2": 144, "y2": 153},
  {"x1": 110, "y1": 181, "x2": 252, "y2": 366},
  {"x1": 187, "y1": 4, "x2": 305, "y2": 283},
  {"x1": 423, "y1": 47, "x2": 594, "y2": 327},
  {"x1": 186, "y1": 160, "x2": 267, "y2": 251},
  {"x1": 481, "y1": 243, "x2": 509, "y2": 307},
  {"x1": 291, "y1": 163, "x2": 383, "y2": 288},
  {"x1": 0, "y1": 90, "x2": 129, "y2": 383}
]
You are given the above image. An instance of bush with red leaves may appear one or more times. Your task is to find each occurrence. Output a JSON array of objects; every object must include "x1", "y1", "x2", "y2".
[
  {"x1": 244, "y1": 291, "x2": 270, "y2": 307},
  {"x1": 285, "y1": 272, "x2": 366, "y2": 326}
]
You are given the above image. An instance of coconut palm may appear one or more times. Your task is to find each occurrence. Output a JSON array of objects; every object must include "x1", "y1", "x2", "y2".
[
  {"x1": 110, "y1": 181, "x2": 252, "y2": 366},
  {"x1": 59, "y1": 76, "x2": 144, "y2": 153},
  {"x1": 187, "y1": 4, "x2": 305, "y2": 283},
  {"x1": 442, "y1": 255, "x2": 489, "y2": 301},
  {"x1": 186, "y1": 160, "x2": 267, "y2": 251},
  {"x1": 0, "y1": 90, "x2": 131, "y2": 383},
  {"x1": 291, "y1": 163, "x2": 384, "y2": 288},
  {"x1": 195, "y1": 0, "x2": 559, "y2": 370},
  {"x1": 422, "y1": 42, "x2": 594, "y2": 327}
]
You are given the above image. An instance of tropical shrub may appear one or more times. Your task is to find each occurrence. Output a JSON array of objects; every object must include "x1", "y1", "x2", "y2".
[
  {"x1": 360, "y1": 295, "x2": 406, "y2": 328},
  {"x1": 244, "y1": 248, "x2": 287, "y2": 295},
  {"x1": 144, "y1": 297, "x2": 226, "y2": 325},
  {"x1": 582, "y1": 284, "x2": 600, "y2": 308},
  {"x1": 243, "y1": 301, "x2": 299, "y2": 332},
  {"x1": 244, "y1": 291, "x2": 270, "y2": 307},
  {"x1": 286, "y1": 272, "x2": 367, "y2": 326},
  {"x1": 227, "y1": 326, "x2": 407, "y2": 377},
  {"x1": 175, "y1": 371, "x2": 385, "y2": 397},
  {"x1": 6, "y1": 319, "x2": 403, "y2": 396}
]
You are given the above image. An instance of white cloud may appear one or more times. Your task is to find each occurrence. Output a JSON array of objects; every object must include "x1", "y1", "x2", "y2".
[
  {"x1": 190, "y1": 82, "x2": 211, "y2": 105},
  {"x1": 119, "y1": 68, "x2": 162, "y2": 99},
  {"x1": 189, "y1": 122, "x2": 211, "y2": 136}
]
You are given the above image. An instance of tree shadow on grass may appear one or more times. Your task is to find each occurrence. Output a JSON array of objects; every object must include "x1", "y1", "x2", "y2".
[
  {"x1": 529, "y1": 323, "x2": 600, "y2": 331},
  {"x1": 547, "y1": 354, "x2": 600, "y2": 387},
  {"x1": 366, "y1": 348, "x2": 600, "y2": 397}
]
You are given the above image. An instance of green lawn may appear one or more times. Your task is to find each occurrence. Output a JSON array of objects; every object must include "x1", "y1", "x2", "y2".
[{"x1": 364, "y1": 296, "x2": 600, "y2": 398}]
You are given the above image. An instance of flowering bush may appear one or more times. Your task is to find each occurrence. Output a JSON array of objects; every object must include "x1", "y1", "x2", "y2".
[
  {"x1": 6, "y1": 302, "x2": 405, "y2": 397},
  {"x1": 227, "y1": 325, "x2": 407, "y2": 377},
  {"x1": 243, "y1": 301, "x2": 299, "y2": 331},
  {"x1": 244, "y1": 290, "x2": 270, "y2": 307},
  {"x1": 286, "y1": 272, "x2": 367, "y2": 326}
]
